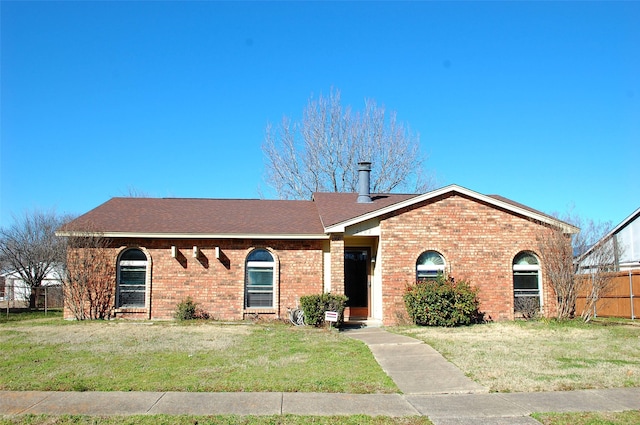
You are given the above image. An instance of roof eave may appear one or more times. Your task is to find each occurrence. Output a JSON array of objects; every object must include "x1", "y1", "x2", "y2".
[
  {"x1": 56, "y1": 231, "x2": 330, "y2": 240},
  {"x1": 324, "y1": 184, "x2": 579, "y2": 234}
]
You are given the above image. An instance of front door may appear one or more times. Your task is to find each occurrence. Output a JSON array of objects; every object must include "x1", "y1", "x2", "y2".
[{"x1": 344, "y1": 249, "x2": 370, "y2": 318}]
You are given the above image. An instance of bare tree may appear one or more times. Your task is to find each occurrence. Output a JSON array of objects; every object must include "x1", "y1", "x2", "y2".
[
  {"x1": 122, "y1": 186, "x2": 149, "y2": 198},
  {"x1": 574, "y1": 219, "x2": 619, "y2": 322},
  {"x1": 537, "y1": 211, "x2": 617, "y2": 321},
  {"x1": 263, "y1": 89, "x2": 431, "y2": 199},
  {"x1": 0, "y1": 210, "x2": 69, "y2": 309},
  {"x1": 62, "y1": 231, "x2": 115, "y2": 320}
]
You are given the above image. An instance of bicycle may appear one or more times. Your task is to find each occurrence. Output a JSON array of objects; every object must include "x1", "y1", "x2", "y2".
[{"x1": 288, "y1": 306, "x2": 305, "y2": 326}]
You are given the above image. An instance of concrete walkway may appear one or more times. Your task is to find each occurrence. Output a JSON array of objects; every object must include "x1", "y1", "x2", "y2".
[
  {"x1": 344, "y1": 327, "x2": 488, "y2": 394},
  {"x1": 1, "y1": 327, "x2": 639, "y2": 424}
]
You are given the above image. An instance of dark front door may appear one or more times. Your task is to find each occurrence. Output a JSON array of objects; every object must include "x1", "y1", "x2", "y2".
[{"x1": 344, "y1": 249, "x2": 370, "y2": 318}]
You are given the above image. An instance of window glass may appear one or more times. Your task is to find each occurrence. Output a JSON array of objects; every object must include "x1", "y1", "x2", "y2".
[
  {"x1": 416, "y1": 251, "x2": 445, "y2": 281},
  {"x1": 247, "y1": 249, "x2": 274, "y2": 262},
  {"x1": 118, "y1": 249, "x2": 147, "y2": 308},
  {"x1": 513, "y1": 252, "x2": 541, "y2": 313},
  {"x1": 514, "y1": 252, "x2": 539, "y2": 266},
  {"x1": 245, "y1": 249, "x2": 274, "y2": 308}
]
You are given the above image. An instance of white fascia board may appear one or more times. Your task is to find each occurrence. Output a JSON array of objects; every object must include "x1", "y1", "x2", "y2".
[
  {"x1": 56, "y1": 231, "x2": 329, "y2": 240},
  {"x1": 324, "y1": 184, "x2": 579, "y2": 234}
]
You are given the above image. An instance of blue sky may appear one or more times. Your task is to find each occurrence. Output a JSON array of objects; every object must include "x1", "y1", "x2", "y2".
[{"x1": 1, "y1": 1, "x2": 638, "y2": 229}]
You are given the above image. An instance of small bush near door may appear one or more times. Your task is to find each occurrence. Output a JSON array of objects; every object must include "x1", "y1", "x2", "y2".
[
  {"x1": 300, "y1": 293, "x2": 348, "y2": 327},
  {"x1": 404, "y1": 275, "x2": 483, "y2": 327}
]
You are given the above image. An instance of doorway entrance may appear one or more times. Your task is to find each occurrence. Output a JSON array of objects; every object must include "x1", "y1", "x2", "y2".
[{"x1": 344, "y1": 248, "x2": 370, "y2": 319}]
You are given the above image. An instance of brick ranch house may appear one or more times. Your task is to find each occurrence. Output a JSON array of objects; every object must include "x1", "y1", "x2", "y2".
[{"x1": 58, "y1": 165, "x2": 577, "y2": 324}]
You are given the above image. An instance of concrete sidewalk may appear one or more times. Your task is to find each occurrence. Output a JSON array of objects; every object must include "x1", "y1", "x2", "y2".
[
  {"x1": 1, "y1": 327, "x2": 639, "y2": 424},
  {"x1": 2, "y1": 388, "x2": 639, "y2": 424}
]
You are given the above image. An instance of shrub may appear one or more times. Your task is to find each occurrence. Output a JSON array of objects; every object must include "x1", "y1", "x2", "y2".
[
  {"x1": 514, "y1": 296, "x2": 540, "y2": 320},
  {"x1": 404, "y1": 275, "x2": 483, "y2": 327},
  {"x1": 174, "y1": 297, "x2": 197, "y2": 321},
  {"x1": 300, "y1": 293, "x2": 348, "y2": 327}
]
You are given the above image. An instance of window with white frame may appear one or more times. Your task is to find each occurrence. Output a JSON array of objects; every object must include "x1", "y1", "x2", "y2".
[
  {"x1": 416, "y1": 250, "x2": 446, "y2": 281},
  {"x1": 117, "y1": 248, "x2": 148, "y2": 308},
  {"x1": 513, "y1": 252, "x2": 542, "y2": 313},
  {"x1": 245, "y1": 249, "x2": 275, "y2": 308}
]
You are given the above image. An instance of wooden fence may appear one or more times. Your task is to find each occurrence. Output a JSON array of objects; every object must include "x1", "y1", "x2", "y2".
[{"x1": 576, "y1": 270, "x2": 639, "y2": 319}]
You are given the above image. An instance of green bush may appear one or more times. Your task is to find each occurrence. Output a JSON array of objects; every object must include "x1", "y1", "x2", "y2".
[
  {"x1": 174, "y1": 297, "x2": 198, "y2": 321},
  {"x1": 300, "y1": 293, "x2": 348, "y2": 327},
  {"x1": 404, "y1": 275, "x2": 483, "y2": 327}
]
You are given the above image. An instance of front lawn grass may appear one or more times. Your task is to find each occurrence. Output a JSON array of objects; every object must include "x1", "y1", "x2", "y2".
[
  {"x1": 0, "y1": 309, "x2": 63, "y2": 324},
  {"x1": 0, "y1": 318, "x2": 397, "y2": 393},
  {"x1": 533, "y1": 410, "x2": 640, "y2": 425},
  {"x1": 396, "y1": 319, "x2": 640, "y2": 392},
  {"x1": 3, "y1": 412, "x2": 640, "y2": 425}
]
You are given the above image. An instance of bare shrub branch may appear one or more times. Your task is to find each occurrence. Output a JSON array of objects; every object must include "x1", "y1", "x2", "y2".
[
  {"x1": 62, "y1": 230, "x2": 115, "y2": 320},
  {"x1": 537, "y1": 228, "x2": 577, "y2": 320},
  {"x1": 575, "y1": 221, "x2": 620, "y2": 322},
  {"x1": 537, "y1": 210, "x2": 618, "y2": 322}
]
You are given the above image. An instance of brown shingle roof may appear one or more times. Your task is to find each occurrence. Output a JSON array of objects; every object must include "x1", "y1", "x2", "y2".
[
  {"x1": 312, "y1": 192, "x2": 417, "y2": 227},
  {"x1": 486, "y1": 194, "x2": 558, "y2": 222},
  {"x1": 60, "y1": 186, "x2": 576, "y2": 238},
  {"x1": 61, "y1": 197, "x2": 325, "y2": 236}
]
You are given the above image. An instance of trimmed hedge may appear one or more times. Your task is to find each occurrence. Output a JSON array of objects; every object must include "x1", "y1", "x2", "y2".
[
  {"x1": 404, "y1": 275, "x2": 483, "y2": 327},
  {"x1": 300, "y1": 293, "x2": 348, "y2": 327}
]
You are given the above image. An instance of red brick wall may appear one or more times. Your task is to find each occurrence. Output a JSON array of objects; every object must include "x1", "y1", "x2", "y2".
[
  {"x1": 380, "y1": 193, "x2": 558, "y2": 325},
  {"x1": 63, "y1": 193, "x2": 565, "y2": 324},
  {"x1": 65, "y1": 238, "x2": 324, "y2": 321},
  {"x1": 330, "y1": 234, "x2": 345, "y2": 294}
]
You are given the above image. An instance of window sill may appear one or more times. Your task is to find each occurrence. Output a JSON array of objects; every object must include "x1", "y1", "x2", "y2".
[
  {"x1": 244, "y1": 308, "x2": 276, "y2": 314},
  {"x1": 115, "y1": 307, "x2": 147, "y2": 313}
]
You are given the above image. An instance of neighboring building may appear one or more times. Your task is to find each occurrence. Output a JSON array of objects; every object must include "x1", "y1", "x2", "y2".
[
  {"x1": 577, "y1": 207, "x2": 640, "y2": 273},
  {"x1": 0, "y1": 267, "x2": 63, "y2": 306},
  {"x1": 58, "y1": 165, "x2": 577, "y2": 324}
]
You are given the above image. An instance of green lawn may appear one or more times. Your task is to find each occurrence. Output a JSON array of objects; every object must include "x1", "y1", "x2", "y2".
[
  {"x1": 0, "y1": 316, "x2": 396, "y2": 393},
  {"x1": 2, "y1": 313, "x2": 639, "y2": 425},
  {"x1": 2, "y1": 412, "x2": 640, "y2": 425},
  {"x1": 533, "y1": 411, "x2": 640, "y2": 425},
  {"x1": 396, "y1": 319, "x2": 640, "y2": 392}
]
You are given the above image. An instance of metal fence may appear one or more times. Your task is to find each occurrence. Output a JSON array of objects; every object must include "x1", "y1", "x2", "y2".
[
  {"x1": 576, "y1": 270, "x2": 639, "y2": 320},
  {"x1": 0, "y1": 283, "x2": 63, "y2": 313}
]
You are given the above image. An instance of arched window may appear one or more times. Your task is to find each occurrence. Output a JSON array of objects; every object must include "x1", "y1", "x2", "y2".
[
  {"x1": 416, "y1": 251, "x2": 446, "y2": 281},
  {"x1": 245, "y1": 249, "x2": 275, "y2": 308},
  {"x1": 513, "y1": 252, "x2": 542, "y2": 314},
  {"x1": 117, "y1": 248, "x2": 148, "y2": 308}
]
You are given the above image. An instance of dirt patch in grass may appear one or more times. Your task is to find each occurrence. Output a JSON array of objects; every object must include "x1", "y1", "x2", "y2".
[{"x1": 8, "y1": 321, "x2": 252, "y2": 354}]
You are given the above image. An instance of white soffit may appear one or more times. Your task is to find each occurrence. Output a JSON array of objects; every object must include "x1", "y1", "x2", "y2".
[{"x1": 345, "y1": 218, "x2": 381, "y2": 237}]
